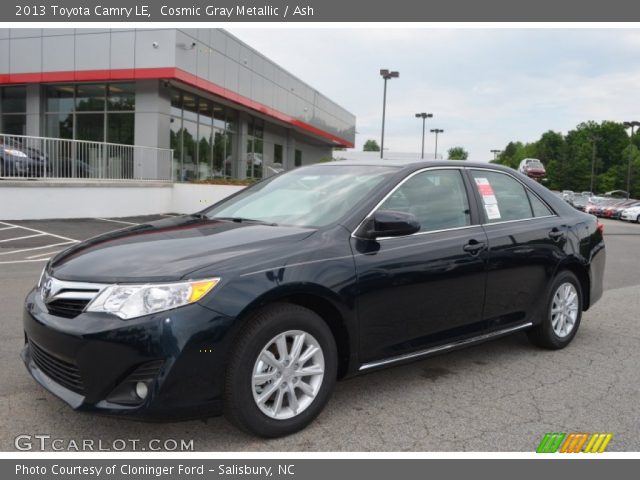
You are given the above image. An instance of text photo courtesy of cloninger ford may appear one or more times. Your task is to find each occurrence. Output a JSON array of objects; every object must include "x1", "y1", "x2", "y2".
[{"x1": 1, "y1": 25, "x2": 640, "y2": 454}]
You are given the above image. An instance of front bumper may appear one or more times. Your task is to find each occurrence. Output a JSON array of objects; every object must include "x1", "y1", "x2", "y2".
[
  {"x1": 621, "y1": 213, "x2": 638, "y2": 221},
  {"x1": 22, "y1": 288, "x2": 235, "y2": 421},
  {"x1": 1, "y1": 158, "x2": 47, "y2": 176}
]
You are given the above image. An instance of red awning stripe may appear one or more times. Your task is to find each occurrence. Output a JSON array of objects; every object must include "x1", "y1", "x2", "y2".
[{"x1": 0, "y1": 67, "x2": 354, "y2": 148}]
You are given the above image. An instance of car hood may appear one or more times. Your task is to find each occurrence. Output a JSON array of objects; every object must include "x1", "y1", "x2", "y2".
[{"x1": 49, "y1": 216, "x2": 316, "y2": 283}]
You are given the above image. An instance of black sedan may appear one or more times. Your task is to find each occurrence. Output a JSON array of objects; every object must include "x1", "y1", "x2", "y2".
[{"x1": 22, "y1": 160, "x2": 605, "y2": 437}]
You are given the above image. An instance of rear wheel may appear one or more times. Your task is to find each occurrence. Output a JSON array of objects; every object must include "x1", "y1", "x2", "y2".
[
  {"x1": 527, "y1": 270, "x2": 583, "y2": 349},
  {"x1": 224, "y1": 303, "x2": 337, "y2": 437}
]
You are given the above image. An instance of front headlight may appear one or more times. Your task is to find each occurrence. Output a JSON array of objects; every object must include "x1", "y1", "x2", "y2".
[
  {"x1": 86, "y1": 278, "x2": 220, "y2": 319},
  {"x1": 3, "y1": 148, "x2": 28, "y2": 158},
  {"x1": 37, "y1": 266, "x2": 47, "y2": 288}
]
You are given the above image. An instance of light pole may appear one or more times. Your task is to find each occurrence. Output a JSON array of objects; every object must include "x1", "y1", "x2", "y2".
[
  {"x1": 623, "y1": 121, "x2": 640, "y2": 197},
  {"x1": 415, "y1": 113, "x2": 433, "y2": 159},
  {"x1": 430, "y1": 129, "x2": 444, "y2": 159},
  {"x1": 589, "y1": 136, "x2": 599, "y2": 195},
  {"x1": 490, "y1": 149, "x2": 501, "y2": 160},
  {"x1": 379, "y1": 69, "x2": 399, "y2": 159}
]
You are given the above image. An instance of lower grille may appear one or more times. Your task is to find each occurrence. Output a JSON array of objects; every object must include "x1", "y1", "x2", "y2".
[
  {"x1": 29, "y1": 340, "x2": 84, "y2": 394},
  {"x1": 46, "y1": 298, "x2": 90, "y2": 319}
]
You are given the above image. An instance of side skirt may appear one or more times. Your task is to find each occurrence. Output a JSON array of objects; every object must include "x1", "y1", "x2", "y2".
[{"x1": 359, "y1": 322, "x2": 533, "y2": 371}]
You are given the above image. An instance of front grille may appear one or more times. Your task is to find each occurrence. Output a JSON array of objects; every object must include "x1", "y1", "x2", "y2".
[
  {"x1": 40, "y1": 274, "x2": 106, "y2": 319},
  {"x1": 46, "y1": 298, "x2": 90, "y2": 319},
  {"x1": 29, "y1": 340, "x2": 84, "y2": 394}
]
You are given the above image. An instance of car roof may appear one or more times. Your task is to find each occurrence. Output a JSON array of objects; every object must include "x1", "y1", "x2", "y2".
[{"x1": 318, "y1": 158, "x2": 515, "y2": 172}]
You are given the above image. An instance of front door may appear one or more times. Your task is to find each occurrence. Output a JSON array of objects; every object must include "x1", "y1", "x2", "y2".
[{"x1": 352, "y1": 168, "x2": 488, "y2": 364}]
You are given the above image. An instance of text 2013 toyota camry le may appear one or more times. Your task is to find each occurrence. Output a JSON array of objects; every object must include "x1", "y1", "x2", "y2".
[{"x1": 22, "y1": 160, "x2": 605, "y2": 437}]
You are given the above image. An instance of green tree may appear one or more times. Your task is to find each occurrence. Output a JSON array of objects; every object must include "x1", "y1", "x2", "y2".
[
  {"x1": 497, "y1": 120, "x2": 637, "y2": 195},
  {"x1": 363, "y1": 139, "x2": 380, "y2": 152},
  {"x1": 447, "y1": 146, "x2": 468, "y2": 160}
]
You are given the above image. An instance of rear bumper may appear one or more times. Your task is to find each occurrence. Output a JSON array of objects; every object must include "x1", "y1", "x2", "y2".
[{"x1": 22, "y1": 288, "x2": 236, "y2": 421}]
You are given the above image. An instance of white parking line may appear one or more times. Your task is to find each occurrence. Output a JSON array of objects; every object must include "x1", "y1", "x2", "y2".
[
  {"x1": 0, "y1": 233, "x2": 45, "y2": 243},
  {"x1": 0, "y1": 226, "x2": 18, "y2": 232},
  {"x1": 0, "y1": 258, "x2": 50, "y2": 264},
  {"x1": 94, "y1": 217, "x2": 140, "y2": 226},
  {"x1": 26, "y1": 250, "x2": 63, "y2": 259},
  {"x1": 0, "y1": 221, "x2": 79, "y2": 243},
  {"x1": 0, "y1": 241, "x2": 76, "y2": 256}
]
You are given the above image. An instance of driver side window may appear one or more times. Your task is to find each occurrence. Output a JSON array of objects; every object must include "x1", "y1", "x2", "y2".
[{"x1": 379, "y1": 169, "x2": 471, "y2": 233}]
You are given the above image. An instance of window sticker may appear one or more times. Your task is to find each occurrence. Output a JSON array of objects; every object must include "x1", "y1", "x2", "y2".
[
  {"x1": 474, "y1": 177, "x2": 501, "y2": 219},
  {"x1": 474, "y1": 177, "x2": 497, "y2": 204},
  {"x1": 484, "y1": 203, "x2": 502, "y2": 220}
]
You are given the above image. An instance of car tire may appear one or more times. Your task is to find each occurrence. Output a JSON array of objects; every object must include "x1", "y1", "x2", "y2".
[
  {"x1": 527, "y1": 270, "x2": 583, "y2": 350},
  {"x1": 224, "y1": 303, "x2": 337, "y2": 437},
  {"x1": 637, "y1": 215, "x2": 640, "y2": 224}
]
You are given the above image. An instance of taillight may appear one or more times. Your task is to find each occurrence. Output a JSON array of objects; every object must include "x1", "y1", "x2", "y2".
[{"x1": 597, "y1": 222, "x2": 604, "y2": 235}]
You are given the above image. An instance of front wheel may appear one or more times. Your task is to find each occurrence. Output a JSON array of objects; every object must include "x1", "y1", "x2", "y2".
[
  {"x1": 527, "y1": 271, "x2": 583, "y2": 349},
  {"x1": 224, "y1": 303, "x2": 337, "y2": 437}
]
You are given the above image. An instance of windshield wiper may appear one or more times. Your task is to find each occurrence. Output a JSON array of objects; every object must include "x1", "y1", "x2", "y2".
[{"x1": 210, "y1": 216, "x2": 278, "y2": 226}]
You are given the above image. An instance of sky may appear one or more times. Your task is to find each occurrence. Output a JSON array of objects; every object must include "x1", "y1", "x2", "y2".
[{"x1": 228, "y1": 28, "x2": 640, "y2": 161}]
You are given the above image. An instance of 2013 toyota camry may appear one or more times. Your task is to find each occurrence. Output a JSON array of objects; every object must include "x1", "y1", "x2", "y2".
[{"x1": 22, "y1": 160, "x2": 605, "y2": 437}]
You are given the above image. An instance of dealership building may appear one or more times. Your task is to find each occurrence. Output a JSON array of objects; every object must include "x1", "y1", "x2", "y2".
[{"x1": 0, "y1": 28, "x2": 355, "y2": 180}]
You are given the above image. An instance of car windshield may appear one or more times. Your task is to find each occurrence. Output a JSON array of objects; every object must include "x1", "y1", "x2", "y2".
[
  {"x1": 527, "y1": 160, "x2": 544, "y2": 168},
  {"x1": 202, "y1": 165, "x2": 398, "y2": 228}
]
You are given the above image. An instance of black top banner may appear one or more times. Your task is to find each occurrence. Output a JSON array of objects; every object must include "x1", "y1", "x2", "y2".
[{"x1": 4, "y1": 0, "x2": 640, "y2": 22}]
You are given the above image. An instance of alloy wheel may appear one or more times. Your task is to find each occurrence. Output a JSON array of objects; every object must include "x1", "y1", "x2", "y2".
[
  {"x1": 251, "y1": 330, "x2": 325, "y2": 420},
  {"x1": 550, "y1": 282, "x2": 579, "y2": 338}
]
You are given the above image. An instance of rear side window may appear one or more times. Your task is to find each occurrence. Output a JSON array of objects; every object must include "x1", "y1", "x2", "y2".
[
  {"x1": 528, "y1": 192, "x2": 553, "y2": 217},
  {"x1": 379, "y1": 169, "x2": 471, "y2": 232},
  {"x1": 470, "y1": 170, "x2": 551, "y2": 223}
]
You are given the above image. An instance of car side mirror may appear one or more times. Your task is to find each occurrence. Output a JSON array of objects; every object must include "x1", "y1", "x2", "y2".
[{"x1": 358, "y1": 210, "x2": 420, "y2": 239}]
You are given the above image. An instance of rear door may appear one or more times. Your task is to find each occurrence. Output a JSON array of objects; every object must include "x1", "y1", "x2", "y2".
[{"x1": 467, "y1": 169, "x2": 566, "y2": 327}]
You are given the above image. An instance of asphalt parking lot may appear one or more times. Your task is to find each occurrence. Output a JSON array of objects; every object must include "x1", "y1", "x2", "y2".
[{"x1": 0, "y1": 216, "x2": 639, "y2": 451}]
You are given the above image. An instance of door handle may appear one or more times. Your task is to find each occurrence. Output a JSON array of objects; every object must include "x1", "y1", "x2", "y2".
[
  {"x1": 463, "y1": 240, "x2": 487, "y2": 255},
  {"x1": 548, "y1": 228, "x2": 565, "y2": 241}
]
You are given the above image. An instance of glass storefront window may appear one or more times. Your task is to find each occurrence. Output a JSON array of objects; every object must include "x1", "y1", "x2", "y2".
[
  {"x1": 170, "y1": 116, "x2": 183, "y2": 181},
  {"x1": 76, "y1": 113, "x2": 104, "y2": 142},
  {"x1": 224, "y1": 133, "x2": 234, "y2": 178},
  {"x1": 274, "y1": 144, "x2": 283, "y2": 167},
  {"x1": 249, "y1": 118, "x2": 264, "y2": 139},
  {"x1": 295, "y1": 149, "x2": 302, "y2": 167},
  {"x1": 246, "y1": 137, "x2": 264, "y2": 179},
  {"x1": 1, "y1": 86, "x2": 26, "y2": 114},
  {"x1": 182, "y1": 94, "x2": 198, "y2": 123},
  {"x1": 198, "y1": 123, "x2": 213, "y2": 179},
  {"x1": 107, "y1": 113, "x2": 134, "y2": 145},
  {"x1": 225, "y1": 111, "x2": 236, "y2": 133},
  {"x1": 169, "y1": 87, "x2": 239, "y2": 181},
  {"x1": 170, "y1": 89, "x2": 182, "y2": 117},
  {"x1": 45, "y1": 82, "x2": 135, "y2": 142},
  {"x1": 1, "y1": 114, "x2": 26, "y2": 135},
  {"x1": 45, "y1": 113, "x2": 73, "y2": 139},
  {"x1": 46, "y1": 85, "x2": 75, "y2": 113},
  {"x1": 198, "y1": 99, "x2": 213, "y2": 124},
  {"x1": 213, "y1": 105, "x2": 226, "y2": 130},
  {"x1": 76, "y1": 84, "x2": 106, "y2": 112},
  {"x1": 181, "y1": 120, "x2": 198, "y2": 181},
  {"x1": 107, "y1": 83, "x2": 135, "y2": 111}
]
